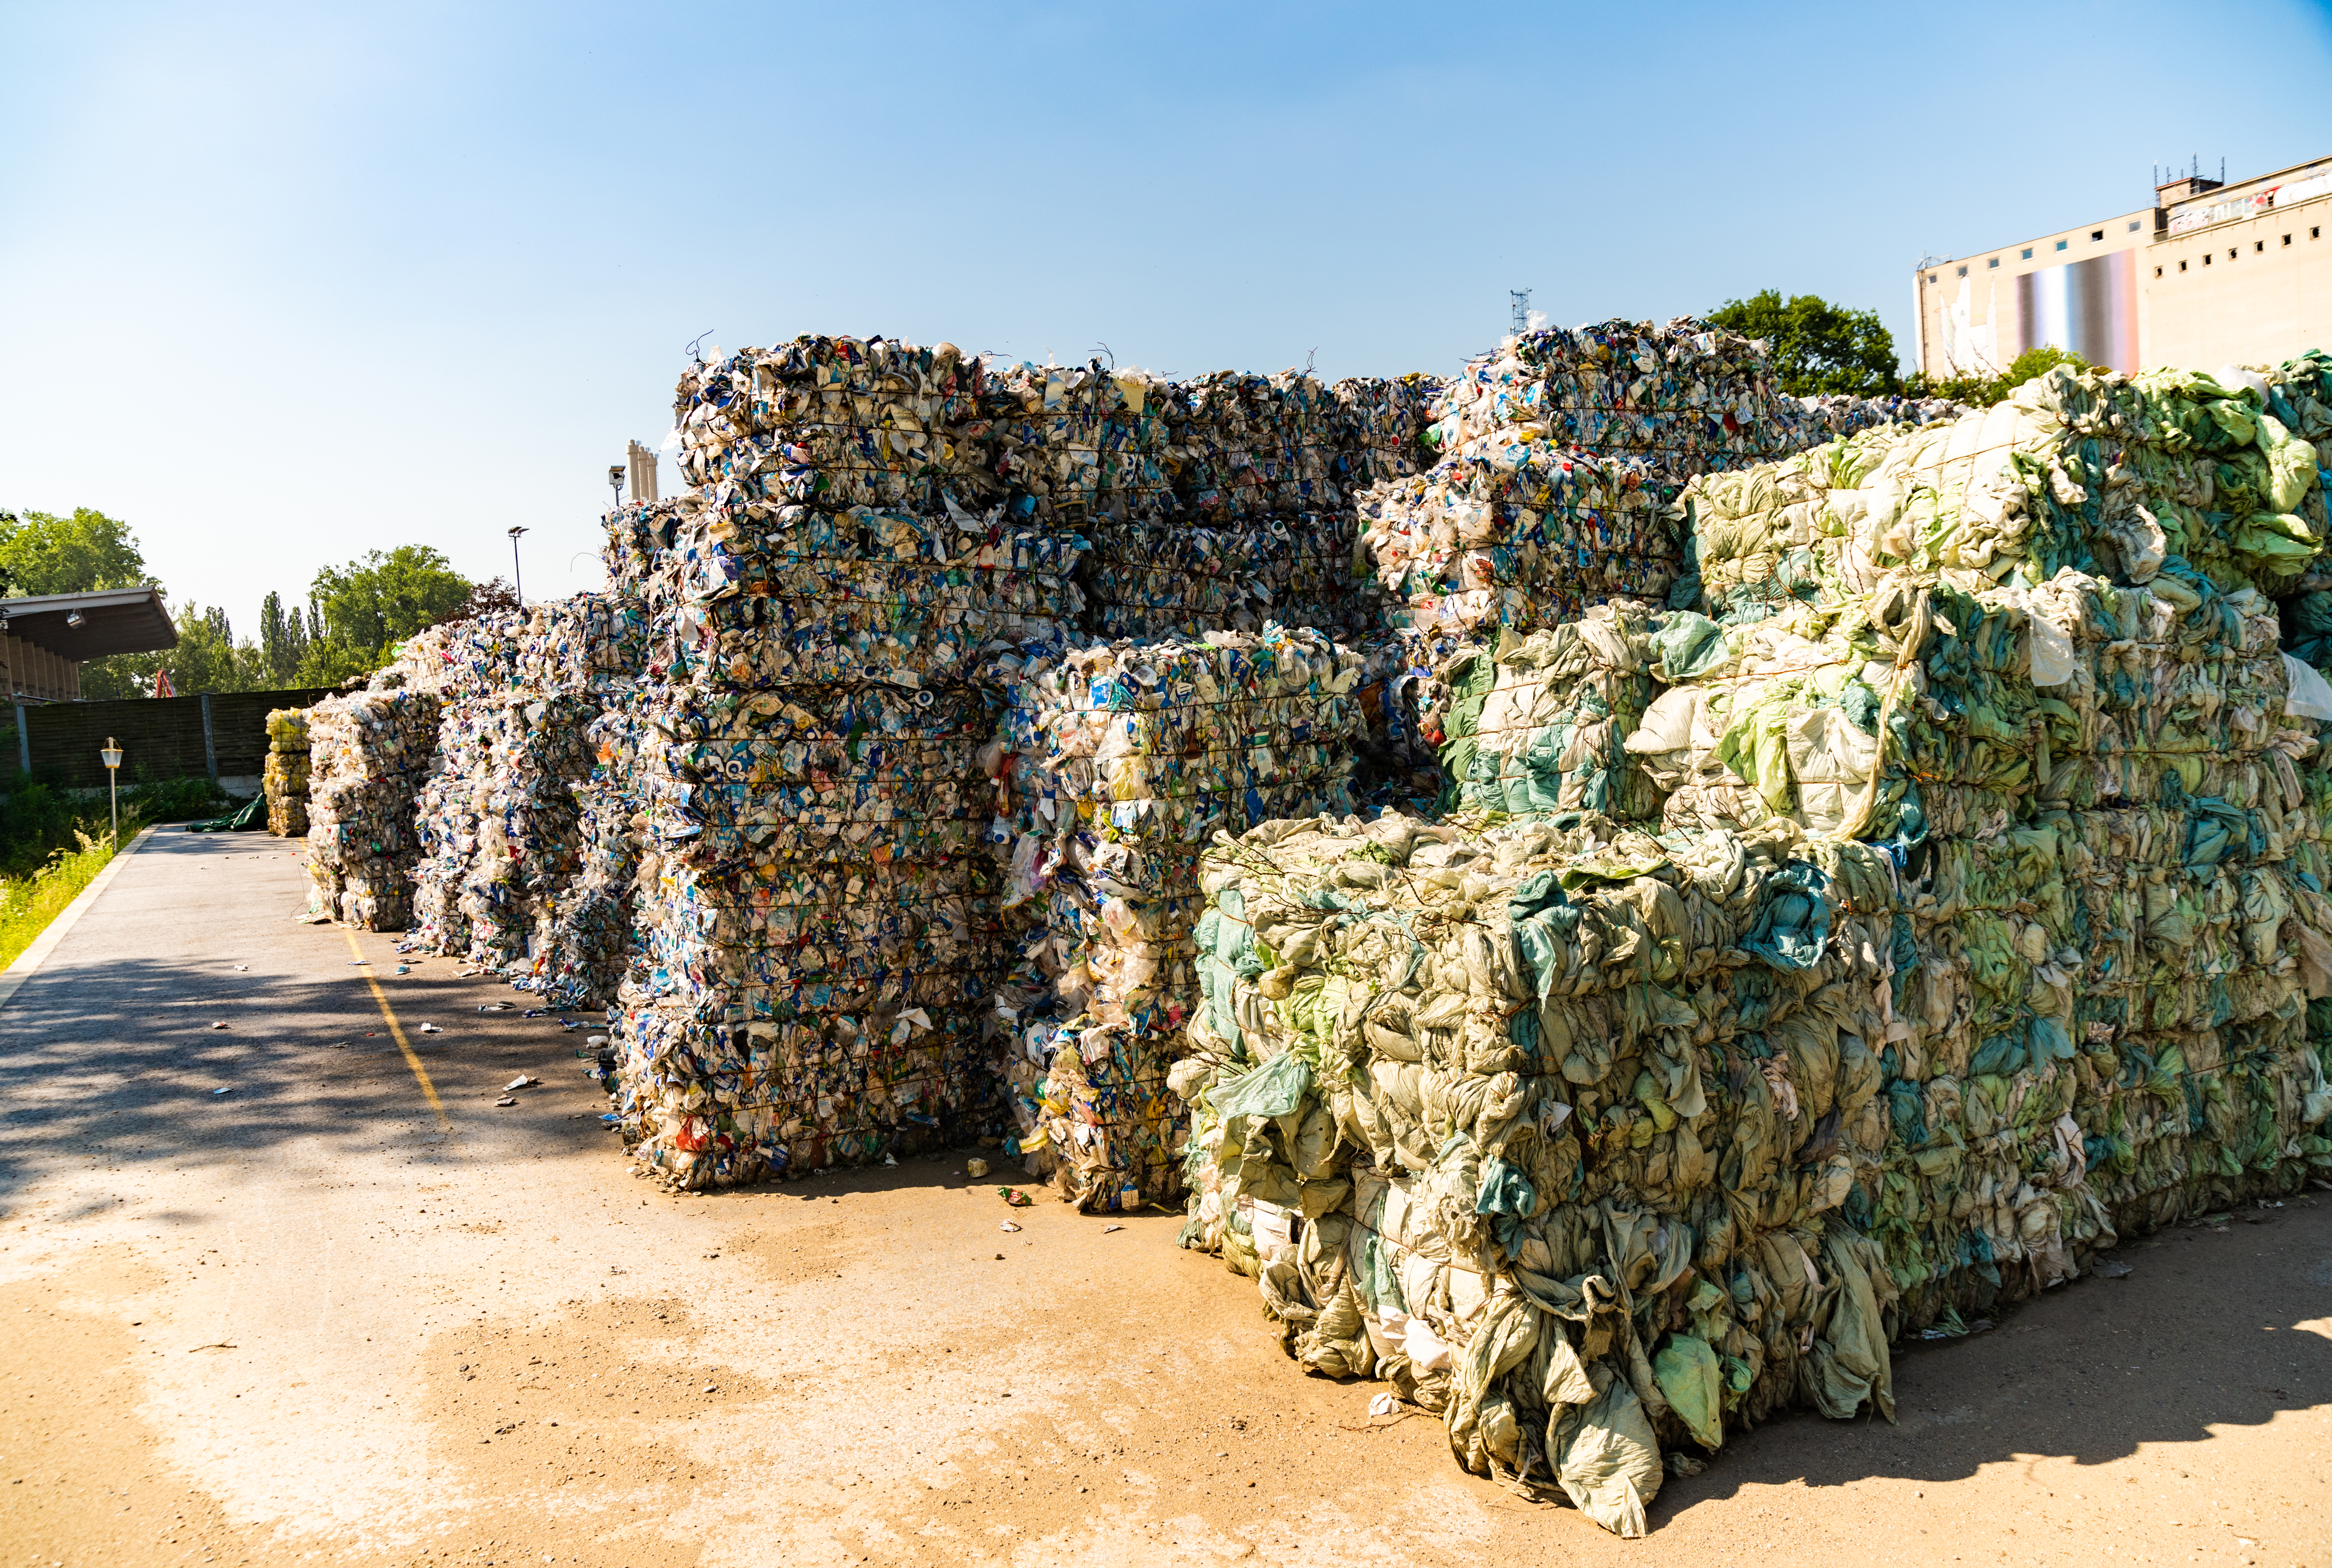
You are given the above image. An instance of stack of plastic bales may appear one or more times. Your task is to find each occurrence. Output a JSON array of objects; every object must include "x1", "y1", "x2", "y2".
[
  {"x1": 406, "y1": 615, "x2": 522, "y2": 962},
  {"x1": 264, "y1": 707, "x2": 310, "y2": 837},
  {"x1": 986, "y1": 624, "x2": 1366, "y2": 1209},
  {"x1": 1075, "y1": 371, "x2": 1432, "y2": 640},
  {"x1": 1357, "y1": 320, "x2": 1968, "y2": 644},
  {"x1": 304, "y1": 684, "x2": 441, "y2": 930},
  {"x1": 405, "y1": 597, "x2": 648, "y2": 1002},
  {"x1": 1349, "y1": 321, "x2": 1788, "y2": 801},
  {"x1": 1359, "y1": 321, "x2": 1768, "y2": 642},
  {"x1": 1171, "y1": 362, "x2": 2332, "y2": 1534},
  {"x1": 612, "y1": 334, "x2": 1086, "y2": 1189}
]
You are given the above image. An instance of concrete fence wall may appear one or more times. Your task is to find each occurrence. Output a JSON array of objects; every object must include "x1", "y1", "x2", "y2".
[{"x1": 11, "y1": 690, "x2": 337, "y2": 790}]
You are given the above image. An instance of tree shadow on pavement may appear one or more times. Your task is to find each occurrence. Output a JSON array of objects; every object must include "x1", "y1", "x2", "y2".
[{"x1": 0, "y1": 943, "x2": 624, "y2": 1204}]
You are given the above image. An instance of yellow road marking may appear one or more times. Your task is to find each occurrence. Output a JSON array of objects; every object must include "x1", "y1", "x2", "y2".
[{"x1": 343, "y1": 927, "x2": 450, "y2": 1128}]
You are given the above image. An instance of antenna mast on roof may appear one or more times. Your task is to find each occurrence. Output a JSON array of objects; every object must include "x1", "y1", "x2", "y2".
[{"x1": 1510, "y1": 290, "x2": 1532, "y2": 338}]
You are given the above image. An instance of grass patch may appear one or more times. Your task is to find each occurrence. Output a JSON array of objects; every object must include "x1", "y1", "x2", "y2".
[{"x1": 0, "y1": 825, "x2": 135, "y2": 972}]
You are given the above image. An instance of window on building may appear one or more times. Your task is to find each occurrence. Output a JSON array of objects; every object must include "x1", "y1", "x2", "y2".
[
  {"x1": 1926, "y1": 273, "x2": 1937, "y2": 284},
  {"x1": 2155, "y1": 266, "x2": 2163, "y2": 278},
  {"x1": 2205, "y1": 254, "x2": 2213, "y2": 265},
  {"x1": 2230, "y1": 248, "x2": 2239, "y2": 260},
  {"x1": 2021, "y1": 248, "x2": 2033, "y2": 259},
  {"x1": 1987, "y1": 257, "x2": 2000, "y2": 268},
  {"x1": 2285, "y1": 234, "x2": 2294, "y2": 246},
  {"x1": 2055, "y1": 239, "x2": 2069, "y2": 251},
  {"x1": 2316, "y1": 227, "x2": 2323, "y2": 239},
  {"x1": 1955, "y1": 264, "x2": 1967, "y2": 277},
  {"x1": 2128, "y1": 220, "x2": 2142, "y2": 232},
  {"x1": 2180, "y1": 260, "x2": 2188, "y2": 272},
  {"x1": 2090, "y1": 229, "x2": 2104, "y2": 241}
]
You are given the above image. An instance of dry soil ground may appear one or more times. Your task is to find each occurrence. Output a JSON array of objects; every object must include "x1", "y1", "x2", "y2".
[{"x1": 0, "y1": 831, "x2": 2326, "y2": 1567}]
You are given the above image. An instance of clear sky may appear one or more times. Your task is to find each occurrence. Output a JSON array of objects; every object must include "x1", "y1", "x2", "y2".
[{"x1": 5, "y1": 0, "x2": 2332, "y2": 641}]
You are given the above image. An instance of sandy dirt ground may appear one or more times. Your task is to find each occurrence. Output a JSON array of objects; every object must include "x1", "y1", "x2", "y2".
[{"x1": 0, "y1": 831, "x2": 2326, "y2": 1568}]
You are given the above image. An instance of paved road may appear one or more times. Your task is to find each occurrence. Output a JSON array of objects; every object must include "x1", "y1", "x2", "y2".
[{"x1": 0, "y1": 830, "x2": 2327, "y2": 1567}]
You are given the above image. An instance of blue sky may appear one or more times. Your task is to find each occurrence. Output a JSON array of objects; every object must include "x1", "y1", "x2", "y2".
[{"x1": 5, "y1": 0, "x2": 2331, "y2": 639}]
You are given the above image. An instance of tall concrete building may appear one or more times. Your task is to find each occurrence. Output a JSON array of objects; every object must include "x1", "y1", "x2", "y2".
[{"x1": 1913, "y1": 154, "x2": 2332, "y2": 379}]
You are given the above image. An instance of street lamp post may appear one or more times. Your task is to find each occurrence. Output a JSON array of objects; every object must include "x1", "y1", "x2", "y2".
[
  {"x1": 507, "y1": 526, "x2": 528, "y2": 604},
  {"x1": 100, "y1": 736, "x2": 121, "y2": 843}
]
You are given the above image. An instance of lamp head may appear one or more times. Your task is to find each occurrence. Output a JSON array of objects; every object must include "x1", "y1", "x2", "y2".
[
  {"x1": 100, "y1": 737, "x2": 121, "y2": 769},
  {"x1": 65, "y1": 610, "x2": 84, "y2": 627}
]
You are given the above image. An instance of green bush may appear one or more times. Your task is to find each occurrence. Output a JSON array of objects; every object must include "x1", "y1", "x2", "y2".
[
  {"x1": 0, "y1": 772, "x2": 234, "y2": 873},
  {"x1": 119, "y1": 775, "x2": 235, "y2": 823},
  {"x1": 0, "y1": 828, "x2": 127, "y2": 970}
]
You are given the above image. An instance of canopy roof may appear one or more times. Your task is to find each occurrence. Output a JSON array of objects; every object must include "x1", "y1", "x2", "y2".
[{"x1": 0, "y1": 587, "x2": 177, "y2": 660}]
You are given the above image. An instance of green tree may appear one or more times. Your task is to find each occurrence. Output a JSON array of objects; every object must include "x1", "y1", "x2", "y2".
[
  {"x1": 298, "y1": 546, "x2": 475, "y2": 684},
  {"x1": 0, "y1": 507, "x2": 166, "y2": 699},
  {"x1": 79, "y1": 604, "x2": 266, "y2": 699},
  {"x1": 1708, "y1": 290, "x2": 1901, "y2": 397},
  {"x1": 1905, "y1": 344, "x2": 2096, "y2": 408},
  {"x1": 0, "y1": 508, "x2": 153, "y2": 597},
  {"x1": 258, "y1": 590, "x2": 311, "y2": 686}
]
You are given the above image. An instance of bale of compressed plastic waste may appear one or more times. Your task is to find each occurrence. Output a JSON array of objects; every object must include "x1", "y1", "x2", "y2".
[
  {"x1": 403, "y1": 596, "x2": 647, "y2": 1004},
  {"x1": 264, "y1": 707, "x2": 310, "y2": 837},
  {"x1": 534, "y1": 691, "x2": 650, "y2": 1011},
  {"x1": 1073, "y1": 371, "x2": 1437, "y2": 641},
  {"x1": 1360, "y1": 443, "x2": 1676, "y2": 639},
  {"x1": 606, "y1": 383, "x2": 1084, "y2": 1189},
  {"x1": 1176, "y1": 808, "x2": 1912, "y2": 1533},
  {"x1": 1796, "y1": 391, "x2": 1967, "y2": 438},
  {"x1": 1433, "y1": 603, "x2": 1666, "y2": 821},
  {"x1": 304, "y1": 683, "x2": 441, "y2": 930},
  {"x1": 985, "y1": 624, "x2": 1366, "y2": 1209}
]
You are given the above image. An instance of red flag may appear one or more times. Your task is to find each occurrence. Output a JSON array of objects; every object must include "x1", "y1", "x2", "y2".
[{"x1": 153, "y1": 668, "x2": 174, "y2": 698}]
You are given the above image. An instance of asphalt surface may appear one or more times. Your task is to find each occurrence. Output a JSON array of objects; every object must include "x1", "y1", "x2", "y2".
[{"x1": 0, "y1": 830, "x2": 2327, "y2": 1567}]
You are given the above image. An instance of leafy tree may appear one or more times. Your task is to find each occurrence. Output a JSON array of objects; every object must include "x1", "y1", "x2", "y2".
[
  {"x1": 79, "y1": 649, "x2": 160, "y2": 700},
  {"x1": 1708, "y1": 290, "x2": 1901, "y2": 397},
  {"x1": 258, "y1": 590, "x2": 312, "y2": 687},
  {"x1": 297, "y1": 546, "x2": 475, "y2": 684},
  {"x1": 1905, "y1": 345, "x2": 2096, "y2": 408},
  {"x1": 0, "y1": 508, "x2": 153, "y2": 598},
  {"x1": 80, "y1": 604, "x2": 266, "y2": 699}
]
